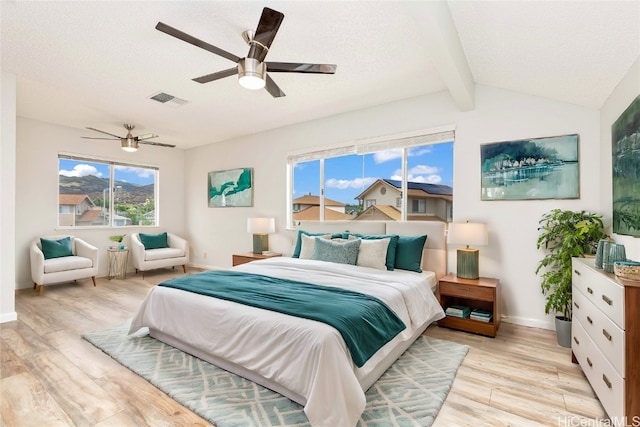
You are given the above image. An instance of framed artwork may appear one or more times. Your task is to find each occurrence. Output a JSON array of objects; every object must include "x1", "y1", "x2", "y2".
[
  {"x1": 612, "y1": 95, "x2": 640, "y2": 237},
  {"x1": 480, "y1": 134, "x2": 579, "y2": 201},
  {"x1": 208, "y1": 167, "x2": 253, "y2": 207}
]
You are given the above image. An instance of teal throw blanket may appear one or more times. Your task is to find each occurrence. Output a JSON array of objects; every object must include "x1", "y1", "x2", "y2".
[{"x1": 159, "y1": 270, "x2": 406, "y2": 367}]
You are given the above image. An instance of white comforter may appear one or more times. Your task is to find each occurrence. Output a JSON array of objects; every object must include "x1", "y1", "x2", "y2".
[{"x1": 129, "y1": 257, "x2": 444, "y2": 427}]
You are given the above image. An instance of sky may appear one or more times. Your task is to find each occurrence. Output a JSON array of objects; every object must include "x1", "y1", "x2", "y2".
[
  {"x1": 293, "y1": 141, "x2": 453, "y2": 204},
  {"x1": 58, "y1": 159, "x2": 155, "y2": 186}
]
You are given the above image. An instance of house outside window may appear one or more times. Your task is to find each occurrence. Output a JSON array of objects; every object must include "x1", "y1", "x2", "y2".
[{"x1": 58, "y1": 155, "x2": 158, "y2": 228}]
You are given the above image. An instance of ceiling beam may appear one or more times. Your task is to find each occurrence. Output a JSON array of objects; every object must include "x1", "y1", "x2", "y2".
[{"x1": 407, "y1": 1, "x2": 475, "y2": 111}]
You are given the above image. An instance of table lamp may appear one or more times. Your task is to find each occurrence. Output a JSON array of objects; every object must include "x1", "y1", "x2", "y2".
[
  {"x1": 247, "y1": 217, "x2": 275, "y2": 254},
  {"x1": 447, "y1": 221, "x2": 488, "y2": 280}
]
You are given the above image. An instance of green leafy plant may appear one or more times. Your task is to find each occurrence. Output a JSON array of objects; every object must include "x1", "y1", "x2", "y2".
[
  {"x1": 535, "y1": 209, "x2": 606, "y2": 321},
  {"x1": 109, "y1": 234, "x2": 126, "y2": 243}
]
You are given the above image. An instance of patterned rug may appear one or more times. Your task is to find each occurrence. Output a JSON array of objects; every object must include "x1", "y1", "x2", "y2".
[{"x1": 83, "y1": 321, "x2": 468, "y2": 427}]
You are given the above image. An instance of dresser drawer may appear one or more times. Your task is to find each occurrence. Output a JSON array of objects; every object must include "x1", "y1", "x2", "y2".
[
  {"x1": 572, "y1": 320, "x2": 625, "y2": 419},
  {"x1": 572, "y1": 259, "x2": 624, "y2": 329},
  {"x1": 573, "y1": 287, "x2": 625, "y2": 376}
]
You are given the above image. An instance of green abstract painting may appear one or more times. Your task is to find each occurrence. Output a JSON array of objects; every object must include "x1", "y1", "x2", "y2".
[
  {"x1": 612, "y1": 95, "x2": 640, "y2": 237},
  {"x1": 208, "y1": 168, "x2": 253, "y2": 207}
]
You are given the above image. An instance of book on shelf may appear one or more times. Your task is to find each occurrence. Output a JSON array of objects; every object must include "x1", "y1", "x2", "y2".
[
  {"x1": 445, "y1": 305, "x2": 470, "y2": 318},
  {"x1": 470, "y1": 309, "x2": 493, "y2": 322}
]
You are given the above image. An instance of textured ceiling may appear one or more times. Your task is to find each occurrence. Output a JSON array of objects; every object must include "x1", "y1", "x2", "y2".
[{"x1": 1, "y1": 1, "x2": 638, "y2": 150}]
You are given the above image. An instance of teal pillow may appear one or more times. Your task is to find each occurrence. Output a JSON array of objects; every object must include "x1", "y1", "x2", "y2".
[
  {"x1": 40, "y1": 236, "x2": 73, "y2": 260},
  {"x1": 139, "y1": 232, "x2": 169, "y2": 250},
  {"x1": 292, "y1": 230, "x2": 343, "y2": 258},
  {"x1": 394, "y1": 235, "x2": 428, "y2": 273},
  {"x1": 349, "y1": 233, "x2": 400, "y2": 270},
  {"x1": 312, "y1": 237, "x2": 361, "y2": 265}
]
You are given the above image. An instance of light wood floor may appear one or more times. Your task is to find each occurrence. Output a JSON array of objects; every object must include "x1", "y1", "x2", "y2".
[{"x1": 1, "y1": 269, "x2": 606, "y2": 427}]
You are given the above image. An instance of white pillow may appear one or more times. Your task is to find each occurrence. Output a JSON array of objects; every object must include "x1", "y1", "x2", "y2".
[
  {"x1": 299, "y1": 234, "x2": 331, "y2": 259},
  {"x1": 355, "y1": 237, "x2": 390, "y2": 270}
]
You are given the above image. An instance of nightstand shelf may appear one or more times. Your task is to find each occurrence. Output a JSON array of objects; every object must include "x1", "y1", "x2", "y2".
[
  {"x1": 437, "y1": 274, "x2": 500, "y2": 337},
  {"x1": 232, "y1": 252, "x2": 282, "y2": 266}
]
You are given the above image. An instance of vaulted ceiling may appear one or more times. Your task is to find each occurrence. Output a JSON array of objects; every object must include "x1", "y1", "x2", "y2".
[{"x1": 2, "y1": 1, "x2": 638, "y2": 149}]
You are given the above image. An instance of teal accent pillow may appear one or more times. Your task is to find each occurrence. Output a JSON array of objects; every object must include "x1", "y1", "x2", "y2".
[
  {"x1": 349, "y1": 233, "x2": 400, "y2": 270},
  {"x1": 40, "y1": 236, "x2": 73, "y2": 260},
  {"x1": 292, "y1": 230, "x2": 343, "y2": 258},
  {"x1": 311, "y1": 237, "x2": 361, "y2": 265},
  {"x1": 139, "y1": 232, "x2": 169, "y2": 250},
  {"x1": 394, "y1": 235, "x2": 428, "y2": 273}
]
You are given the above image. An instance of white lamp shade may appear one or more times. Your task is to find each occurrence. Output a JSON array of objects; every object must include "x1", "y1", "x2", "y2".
[
  {"x1": 447, "y1": 222, "x2": 488, "y2": 247},
  {"x1": 247, "y1": 217, "x2": 275, "y2": 234}
]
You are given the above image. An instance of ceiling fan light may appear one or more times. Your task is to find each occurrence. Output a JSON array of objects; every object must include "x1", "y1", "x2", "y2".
[
  {"x1": 121, "y1": 137, "x2": 138, "y2": 152},
  {"x1": 238, "y1": 58, "x2": 266, "y2": 90}
]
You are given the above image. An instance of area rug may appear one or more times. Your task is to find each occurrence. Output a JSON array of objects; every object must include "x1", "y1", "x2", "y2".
[{"x1": 83, "y1": 321, "x2": 468, "y2": 427}]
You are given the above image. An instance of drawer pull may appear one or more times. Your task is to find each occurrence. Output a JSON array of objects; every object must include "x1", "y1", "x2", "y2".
[
  {"x1": 587, "y1": 316, "x2": 593, "y2": 324},
  {"x1": 602, "y1": 374, "x2": 612, "y2": 389},
  {"x1": 587, "y1": 357, "x2": 593, "y2": 367},
  {"x1": 574, "y1": 301, "x2": 580, "y2": 309},
  {"x1": 574, "y1": 269, "x2": 581, "y2": 276},
  {"x1": 573, "y1": 336, "x2": 580, "y2": 345},
  {"x1": 602, "y1": 295, "x2": 612, "y2": 306},
  {"x1": 602, "y1": 329, "x2": 612, "y2": 341},
  {"x1": 587, "y1": 287, "x2": 593, "y2": 295}
]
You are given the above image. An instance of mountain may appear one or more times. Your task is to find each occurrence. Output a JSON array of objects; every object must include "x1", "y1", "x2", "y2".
[{"x1": 59, "y1": 175, "x2": 154, "y2": 204}]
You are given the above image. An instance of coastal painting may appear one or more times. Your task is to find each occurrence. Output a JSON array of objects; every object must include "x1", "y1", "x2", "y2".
[
  {"x1": 481, "y1": 134, "x2": 579, "y2": 201},
  {"x1": 612, "y1": 95, "x2": 640, "y2": 237},
  {"x1": 208, "y1": 167, "x2": 253, "y2": 207}
]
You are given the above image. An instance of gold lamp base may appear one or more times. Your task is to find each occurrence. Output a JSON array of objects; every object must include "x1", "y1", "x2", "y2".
[
  {"x1": 457, "y1": 248, "x2": 479, "y2": 280},
  {"x1": 252, "y1": 234, "x2": 269, "y2": 254}
]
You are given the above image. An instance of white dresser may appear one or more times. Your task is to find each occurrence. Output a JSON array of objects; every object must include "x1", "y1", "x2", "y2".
[{"x1": 571, "y1": 257, "x2": 640, "y2": 420}]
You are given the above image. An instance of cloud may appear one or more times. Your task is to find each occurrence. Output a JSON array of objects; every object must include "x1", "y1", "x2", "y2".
[
  {"x1": 115, "y1": 165, "x2": 154, "y2": 179},
  {"x1": 59, "y1": 164, "x2": 103, "y2": 178},
  {"x1": 372, "y1": 146, "x2": 434, "y2": 164},
  {"x1": 326, "y1": 177, "x2": 377, "y2": 189},
  {"x1": 391, "y1": 164, "x2": 442, "y2": 184}
]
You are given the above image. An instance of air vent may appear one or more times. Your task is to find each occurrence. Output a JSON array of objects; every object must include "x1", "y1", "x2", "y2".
[{"x1": 149, "y1": 92, "x2": 188, "y2": 108}]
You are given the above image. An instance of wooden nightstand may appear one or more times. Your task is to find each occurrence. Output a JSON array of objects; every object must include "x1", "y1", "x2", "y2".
[
  {"x1": 232, "y1": 252, "x2": 282, "y2": 266},
  {"x1": 437, "y1": 274, "x2": 500, "y2": 337}
]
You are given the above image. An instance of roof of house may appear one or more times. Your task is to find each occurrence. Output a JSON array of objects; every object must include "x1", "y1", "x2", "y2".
[
  {"x1": 293, "y1": 206, "x2": 353, "y2": 221},
  {"x1": 292, "y1": 195, "x2": 345, "y2": 207},
  {"x1": 59, "y1": 194, "x2": 94, "y2": 206},
  {"x1": 355, "y1": 205, "x2": 401, "y2": 221},
  {"x1": 384, "y1": 179, "x2": 453, "y2": 196},
  {"x1": 76, "y1": 209, "x2": 102, "y2": 223}
]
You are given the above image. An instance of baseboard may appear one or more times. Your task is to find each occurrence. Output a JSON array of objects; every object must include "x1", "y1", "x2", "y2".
[
  {"x1": 500, "y1": 315, "x2": 555, "y2": 331},
  {"x1": 0, "y1": 311, "x2": 18, "y2": 323}
]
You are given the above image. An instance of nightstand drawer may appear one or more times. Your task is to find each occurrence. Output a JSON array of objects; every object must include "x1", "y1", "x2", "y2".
[{"x1": 439, "y1": 281, "x2": 494, "y2": 301}]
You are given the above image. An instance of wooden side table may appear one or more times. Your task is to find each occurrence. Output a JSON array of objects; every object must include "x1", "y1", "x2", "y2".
[
  {"x1": 437, "y1": 274, "x2": 500, "y2": 337},
  {"x1": 232, "y1": 252, "x2": 282, "y2": 267},
  {"x1": 107, "y1": 247, "x2": 129, "y2": 279}
]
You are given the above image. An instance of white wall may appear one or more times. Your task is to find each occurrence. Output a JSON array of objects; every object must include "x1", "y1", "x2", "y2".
[
  {"x1": 599, "y1": 58, "x2": 640, "y2": 261},
  {"x1": 1, "y1": 72, "x2": 17, "y2": 322},
  {"x1": 13, "y1": 117, "x2": 187, "y2": 289},
  {"x1": 184, "y1": 85, "x2": 601, "y2": 330}
]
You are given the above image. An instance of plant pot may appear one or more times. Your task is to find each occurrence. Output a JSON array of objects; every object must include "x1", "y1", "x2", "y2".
[{"x1": 555, "y1": 316, "x2": 572, "y2": 348}]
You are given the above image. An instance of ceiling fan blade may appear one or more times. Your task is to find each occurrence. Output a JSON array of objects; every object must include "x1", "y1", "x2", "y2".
[
  {"x1": 264, "y1": 74, "x2": 285, "y2": 98},
  {"x1": 248, "y1": 7, "x2": 284, "y2": 62},
  {"x1": 136, "y1": 133, "x2": 159, "y2": 141},
  {"x1": 193, "y1": 67, "x2": 238, "y2": 84},
  {"x1": 85, "y1": 127, "x2": 123, "y2": 139},
  {"x1": 155, "y1": 22, "x2": 241, "y2": 64},
  {"x1": 138, "y1": 140, "x2": 176, "y2": 148},
  {"x1": 81, "y1": 136, "x2": 119, "y2": 140},
  {"x1": 266, "y1": 62, "x2": 337, "y2": 74}
]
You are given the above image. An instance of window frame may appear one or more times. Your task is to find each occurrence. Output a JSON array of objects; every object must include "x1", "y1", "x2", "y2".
[{"x1": 57, "y1": 153, "x2": 160, "y2": 229}]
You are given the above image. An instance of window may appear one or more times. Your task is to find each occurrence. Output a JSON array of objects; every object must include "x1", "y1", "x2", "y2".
[
  {"x1": 288, "y1": 128, "x2": 454, "y2": 226},
  {"x1": 58, "y1": 155, "x2": 158, "y2": 228}
]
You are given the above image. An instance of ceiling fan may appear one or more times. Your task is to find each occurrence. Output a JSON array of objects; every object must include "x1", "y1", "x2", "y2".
[
  {"x1": 82, "y1": 124, "x2": 175, "y2": 152},
  {"x1": 155, "y1": 7, "x2": 337, "y2": 98}
]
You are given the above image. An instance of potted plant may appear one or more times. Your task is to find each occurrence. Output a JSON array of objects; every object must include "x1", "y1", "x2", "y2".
[
  {"x1": 535, "y1": 209, "x2": 606, "y2": 347},
  {"x1": 109, "y1": 234, "x2": 126, "y2": 250}
]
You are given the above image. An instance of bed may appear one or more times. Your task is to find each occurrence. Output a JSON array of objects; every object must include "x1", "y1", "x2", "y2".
[{"x1": 128, "y1": 221, "x2": 447, "y2": 427}]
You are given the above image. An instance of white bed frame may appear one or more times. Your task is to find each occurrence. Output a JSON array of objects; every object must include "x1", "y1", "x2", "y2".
[{"x1": 151, "y1": 220, "x2": 447, "y2": 411}]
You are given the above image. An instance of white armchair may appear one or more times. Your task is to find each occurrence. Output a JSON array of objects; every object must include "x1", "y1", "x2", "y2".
[
  {"x1": 131, "y1": 232, "x2": 189, "y2": 278},
  {"x1": 30, "y1": 236, "x2": 99, "y2": 295}
]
